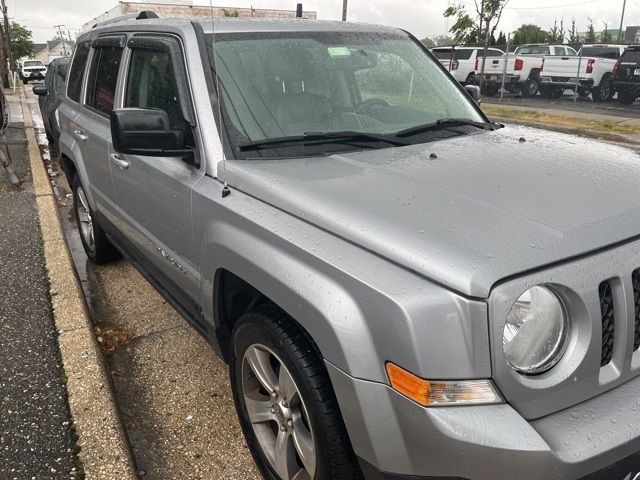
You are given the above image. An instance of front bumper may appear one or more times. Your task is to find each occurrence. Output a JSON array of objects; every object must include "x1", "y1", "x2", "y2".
[
  {"x1": 22, "y1": 71, "x2": 46, "y2": 79},
  {"x1": 327, "y1": 361, "x2": 640, "y2": 479}
]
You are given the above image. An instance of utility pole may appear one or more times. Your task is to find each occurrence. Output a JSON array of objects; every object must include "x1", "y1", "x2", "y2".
[
  {"x1": 341, "y1": 0, "x2": 347, "y2": 21},
  {"x1": 54, "y1": 24, "x2": 67, "y2": 55},
  {"x1": 1, "y1": 0, "x2": 13, "y2": 68},
  {"x1": 618, "y1": 0, "x2": 627, "y2": 43}
]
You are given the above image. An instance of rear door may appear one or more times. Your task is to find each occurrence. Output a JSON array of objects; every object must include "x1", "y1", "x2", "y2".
[
  {"x1": 109, "y1": 33, "x2": 204, "y2": 318},
  {"x1": 76, "y1": 35, "x2": 126, "y2": 219}
]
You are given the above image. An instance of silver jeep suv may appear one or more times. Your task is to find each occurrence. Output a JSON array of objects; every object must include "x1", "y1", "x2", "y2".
[{"x1": 58, "y1": 13, "x2": 640, "y2": 480}]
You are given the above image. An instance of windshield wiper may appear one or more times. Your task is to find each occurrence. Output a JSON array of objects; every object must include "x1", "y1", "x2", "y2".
[
  {"x1": 238, "y1": 130, "x2": 410, "y2": 151},
  {"x1": 395, "y1": 118, "x2": 496, "y2": 138}
]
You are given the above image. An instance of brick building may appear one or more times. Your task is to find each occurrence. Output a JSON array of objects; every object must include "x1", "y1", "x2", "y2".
[{"x1": 82, "y1": 0, "x2": 317, "y2": 32}]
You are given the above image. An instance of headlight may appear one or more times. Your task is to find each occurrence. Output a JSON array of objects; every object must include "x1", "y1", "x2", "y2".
[{"x1": 503, "y1": 286, "x2": 568, "y2": 375}]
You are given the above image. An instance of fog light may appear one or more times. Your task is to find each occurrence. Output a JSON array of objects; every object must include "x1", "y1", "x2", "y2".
[{"x1": 386, "y1": 363, "x2": 503, "y2": 407}]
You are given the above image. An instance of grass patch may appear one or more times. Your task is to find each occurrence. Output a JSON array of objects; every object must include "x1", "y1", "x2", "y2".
[{"x1": 482, "y1": 106, "x2": 640, "y2": 135}]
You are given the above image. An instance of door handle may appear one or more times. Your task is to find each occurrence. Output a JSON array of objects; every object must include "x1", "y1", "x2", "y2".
[
  {"x1": 73, "y1": 130, "x2": 87, "y2": 142},
  {"x1": 110, "y1": 153, "x2": 130, "y2": 170}
]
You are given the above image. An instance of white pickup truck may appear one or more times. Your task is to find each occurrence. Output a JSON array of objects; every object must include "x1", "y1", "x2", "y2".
[
  {"x1": 18, "y1": 59, "x2": 47, "y2": 84},
  {"x1": 477, "y1": 44, "x2": 577, "y2": 97},
  {"x1": 538, "y1": 44, "x2": 624, "y2": 101},
  {"x1": 431, "y1": 46, "x2": 505, "y2": 86}
]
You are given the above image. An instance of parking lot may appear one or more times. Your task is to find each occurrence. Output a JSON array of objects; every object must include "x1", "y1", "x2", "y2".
[{"x1": 25, "y1": 87, "x2": 260, "y2": 480}]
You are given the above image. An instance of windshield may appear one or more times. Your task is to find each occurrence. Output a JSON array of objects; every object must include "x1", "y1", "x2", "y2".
[
  {"x1": 24, "y1": 60, "x2": 44, "y2": 67},
  {"x1": 212, "y1": 31, "x2": 485, "y2": 158}
]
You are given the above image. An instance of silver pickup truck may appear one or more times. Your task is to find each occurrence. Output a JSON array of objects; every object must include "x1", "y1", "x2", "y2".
[{"x1": 58, "y1": 13, "x2": 640, "y2": 480}]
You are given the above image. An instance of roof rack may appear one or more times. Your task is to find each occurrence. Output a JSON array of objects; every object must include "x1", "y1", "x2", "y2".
[{"x1": 92, "y1": 10, "x2": 159, "y2": 29}]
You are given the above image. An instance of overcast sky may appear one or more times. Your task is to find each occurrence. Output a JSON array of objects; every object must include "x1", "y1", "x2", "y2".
[{"x1": 13, "y1": 0, "x2": 639, "y2": 43}]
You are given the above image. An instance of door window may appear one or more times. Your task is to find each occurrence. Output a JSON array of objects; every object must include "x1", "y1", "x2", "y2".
[
  {"x1": 125, "y1": 48, "x2": 186, "y2": 132},
  {"x1": 85, "y1": 46, "x2": 123, "y2": 115},
  {"x1": 67, "y1": 42, "x2": 90, "y2": 103}
]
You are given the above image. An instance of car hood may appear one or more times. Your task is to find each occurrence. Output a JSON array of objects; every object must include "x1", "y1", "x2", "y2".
[{"x1": 224, "y1": 126, "x2": 640, "y2": 298}]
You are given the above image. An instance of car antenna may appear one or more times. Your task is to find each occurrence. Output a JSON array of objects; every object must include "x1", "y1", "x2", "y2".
[{"x1": 209, "y1": 0, "x2": 231, "y2": 198}]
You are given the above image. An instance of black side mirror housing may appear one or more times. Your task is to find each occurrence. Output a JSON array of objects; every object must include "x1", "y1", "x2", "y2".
[
  {"x1": 464, "y1": 84, "x2": 481, "y2": 104},
  {"x1": 110, "y1": 108, "x2": 193, "y2": 159},
  {"x1": 32, "y1": 84, "x2": 48, "y2": 96}
]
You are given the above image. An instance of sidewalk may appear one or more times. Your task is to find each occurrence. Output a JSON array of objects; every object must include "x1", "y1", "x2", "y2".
[{"x1": 0, "y1": 93, "x2": 79, "y2": 477}]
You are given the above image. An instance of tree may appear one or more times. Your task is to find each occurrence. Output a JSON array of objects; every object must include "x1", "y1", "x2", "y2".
[
  {"x1": 474, "y1": 0, "x2": 510, "y2": 89},
  {"x1": 567, "y1": 18, "x2": 580, "y2": 44},
  {"x1": 599, "y1": 21, "x2": 612, "y2": 42},
  {"x1": 512, "y1": 24, "x2": 547, "y2": 46},
  {"x1": 10, "y1": 22, "x2": 35, "y2": 60},
  {"x1": 444, "y1": 4, "x2": 479, "y2": 44},
  {"x1": 548, "y1": 19, "x2": 565, "y2": 43},
  {"x1": 496, "y1": 31, "x2": 507, "y2": 46},
  {"x1": 421, "y1": 35, "x2": 455, "y2": 47},
  {"x1": 585, "y1": 18, "x2": 597, "y2": 43}
]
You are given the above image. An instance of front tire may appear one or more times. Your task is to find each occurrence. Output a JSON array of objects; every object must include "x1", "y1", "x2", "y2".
[
  {"x1": 72, "y1": 174, "x2": 120, "y2": 264},
  {"x1": 230, "y1": 307, "x2": 362, "y2": 480}
]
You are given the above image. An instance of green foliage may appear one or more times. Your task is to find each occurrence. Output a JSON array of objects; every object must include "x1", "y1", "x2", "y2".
[
  {"x1": 421, "y1": 35, "x2": 454, "y2": 47},
  {"x1": 512, "y1": 24, "x2": 548, "y2": 46},
  {"x1": 585, "y1": 19, "x2": 597, "y2": 43},
  {"x1": 10, "y1": 22, "x2": 34, "y2": 60},
  {"x1": 599, "y1": 22, "x2": 612, "y2": 42},
  {"x1": 547, "y1": 19, "x2": 565, "y2": 43},
  {"x1": 567, "y1": 18, "x2": 580, "y2": 44},
  {"x1": 222, "y1": 9, "x2": 239, "y2": 17},
  {"x1": 496, "y1": 31, "x2": 507, "y2": 46},
  {"x1": 444, "y1": 4, "x2": 479, "y2": 44}
]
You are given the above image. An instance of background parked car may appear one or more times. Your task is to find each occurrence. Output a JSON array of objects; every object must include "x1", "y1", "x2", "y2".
[
  {"x1": 32, "y1": 57, "x2": 70, "y2": 144},
  {"x1": 490, "y1": 44, "x2": 578, "y2": 98},
  {"x1": 431, "y1": 46, "x2": 504, "y2": 86},
  {"x1": 19, "y1": 59, "x2": 48, "y2": 84},
  {"x1": 539, "y1": 44, "x2": 624, "y2": 101},
  {"x1": 612, "y1": 45, "x2": 640, "y2": 105}
]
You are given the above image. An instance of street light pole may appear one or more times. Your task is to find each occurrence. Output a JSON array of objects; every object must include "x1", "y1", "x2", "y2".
[
  {"x1": 342, "y1": 0, "x2": 347, "y2": 21},
  {"x1": 618, "y1": 0, "x2": 627, "y2": 43}
]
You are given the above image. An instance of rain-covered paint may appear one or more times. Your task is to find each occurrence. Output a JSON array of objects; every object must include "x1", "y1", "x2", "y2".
[{"x1": 224, "y1": 125, "x2": 640, "y2": 298}]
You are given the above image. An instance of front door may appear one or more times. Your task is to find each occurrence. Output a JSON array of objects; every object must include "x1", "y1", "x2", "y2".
[
  {"x1": 76, "y1": 36, "x2": 126, "y2": 219},
  {"x1": 110, "y1": 34, "x2": 204, "y2": 317}
]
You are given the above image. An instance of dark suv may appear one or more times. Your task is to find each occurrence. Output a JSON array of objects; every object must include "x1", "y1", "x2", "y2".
[{"x1": 612, "y1": 45, "x2": 640, "y2": 104}]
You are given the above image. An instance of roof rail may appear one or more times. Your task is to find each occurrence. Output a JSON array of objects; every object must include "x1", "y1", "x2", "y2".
[{"x1": 92, "y1": 10, "x2": 158, "y2": 29}]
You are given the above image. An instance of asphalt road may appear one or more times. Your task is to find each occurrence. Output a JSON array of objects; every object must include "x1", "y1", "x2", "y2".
[
  {"x1": 484, "y1": 93, "x2": 640, "y2": 119},
  {"x1": 0, "y1": 97, "x2": 78, "y2": 479}
]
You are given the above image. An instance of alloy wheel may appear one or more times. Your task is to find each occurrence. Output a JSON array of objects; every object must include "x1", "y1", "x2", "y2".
[
  {"x1": 241, "y1": 344, "x2": 316, "y2": 480},
  {"x1": 76, "y1": 186, "x2": 95, "y2": 254}
]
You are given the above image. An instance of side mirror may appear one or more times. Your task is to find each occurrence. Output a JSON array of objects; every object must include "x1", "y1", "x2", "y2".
[
  {"x1": 32, "y1": 84, "x2": 48, "y2": 96},
  {"x1": 464, "y1": 84, "x2": 481, "y2": 105},
  {"x1": 110, "y1": 108, "x2": 192, "y2": 158}
]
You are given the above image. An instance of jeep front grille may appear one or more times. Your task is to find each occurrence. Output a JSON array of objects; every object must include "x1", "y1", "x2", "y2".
[
  {"x1": 599, "y1": 280, "x2": 615, "y2": 366},
  {"x1": 633, "y1": 270, "x2": 640, "y2": 351}
]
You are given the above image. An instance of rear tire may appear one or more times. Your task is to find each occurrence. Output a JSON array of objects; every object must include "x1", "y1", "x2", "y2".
[
  {"x1": 521, "y1": 77, "x2": 539, "y2": 98},
  {"x1": 230, "y1": 306, "x2": 362, "y2": 480},
  {"x1": 72, "y1": 174, "x2": 120, "y2": 264},
  {"x1": 592, "y1": 75, "x2": 613, "y2": 102},
  {"x1": 617, "y1": 87, "x2": 637, "y2": 105}
]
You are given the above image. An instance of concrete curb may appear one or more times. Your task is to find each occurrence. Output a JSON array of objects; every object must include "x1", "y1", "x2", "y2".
[
  {"x1": 489, "y1": 115, "x2": 640, "y2": 146},
  {"x1": 20, "y1": 89, "x2": 138, "y2": 480}
]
